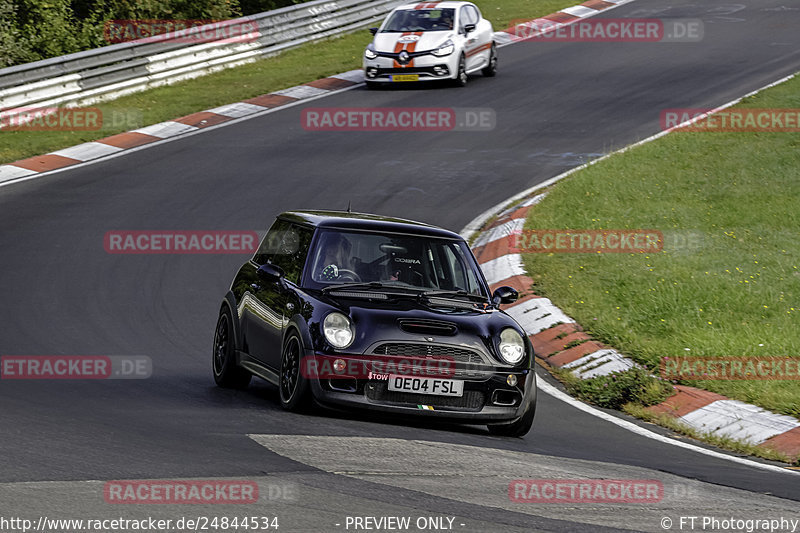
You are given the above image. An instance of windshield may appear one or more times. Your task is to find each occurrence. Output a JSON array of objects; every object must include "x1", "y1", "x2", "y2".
[
  {"x1": 381, "y1": 8, "x2": 455, "y2": 32},
  {"x1": 307, "y1": 229, "x2": 487, "y2": 298}
]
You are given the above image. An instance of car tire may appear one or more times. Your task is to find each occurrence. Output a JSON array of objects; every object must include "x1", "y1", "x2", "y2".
[
  {"x1": 482, "y1": 43, "x2": 497, "y2": 77},
  {"x1": 279, "y1": 331, "x2": 311, "y2": 411},
  {"x1": 365, "y1": 80, "x2": 381, "y2": 90},
  {"x1": 487, "y1": 399, "x2": 535, "y2": 437},
  {"x1": 453, "y1": 54, "x2": 468, "y2": 87},
  {"x1": 212, "y1": 306, "x2": 251, "y2": 389}
]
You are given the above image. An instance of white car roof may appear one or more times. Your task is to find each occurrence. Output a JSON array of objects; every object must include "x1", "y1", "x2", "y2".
[{"x1": 395, "y1": 1, "x2": 476, "y2": 11}]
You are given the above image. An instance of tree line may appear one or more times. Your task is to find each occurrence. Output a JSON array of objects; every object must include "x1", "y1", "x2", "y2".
[{"x1": 0, "y1": 0, "x2": 311, "y2": 68}]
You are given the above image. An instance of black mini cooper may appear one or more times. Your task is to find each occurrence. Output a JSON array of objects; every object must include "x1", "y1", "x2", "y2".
[{"x1": 212, "y1": 210, "x2": 536, "y2": 436}]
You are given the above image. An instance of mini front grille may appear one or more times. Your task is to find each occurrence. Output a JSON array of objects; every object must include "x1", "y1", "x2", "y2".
[
  {"x1": 365, "y1": 381, "x2": 484, "y2": 411},
  {"x1": 373, "y1": 343, "x2": 482, "y2": 363},
  {"x1": 372, "y1": 343, "x2": 487, "y2": 377}
]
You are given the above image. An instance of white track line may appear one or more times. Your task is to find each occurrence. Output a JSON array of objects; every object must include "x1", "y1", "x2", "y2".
[
  {"x1": 538, "y1": 379, "x2": 799, "y2": 477},
  {"x1": 462, "y1": 72, "x2": 800, "y2": 473}
]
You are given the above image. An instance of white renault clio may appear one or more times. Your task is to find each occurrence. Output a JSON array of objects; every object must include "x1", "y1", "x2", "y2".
[{"x1": 363, "y1": 1, "x2": 497, "y2": 88}]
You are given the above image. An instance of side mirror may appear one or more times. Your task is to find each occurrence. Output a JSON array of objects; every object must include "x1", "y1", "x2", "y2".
[
  {"x1": 492, "y1": 286, "x2": 518, "y2": 306},
  {"x1": 369, "y1": 27, "x2": 378, "y2": 35},
  {"x1": 257, "y1": 263, "x2": 284, "y2": 283},
  {"x1": 464, "y1": 23, "x2": 476, "y2": 34}
]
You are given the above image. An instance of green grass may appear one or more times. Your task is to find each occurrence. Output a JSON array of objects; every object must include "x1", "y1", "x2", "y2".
[
  {"x1": 558, "y1": 366, "x2": 674, "y2": 410},
  {"x1": 0, "y1": 0, "x2": 577, "y2": 165},
  {"x1": 548, "y1": 364, "x2": 798, "y2": 464},
  {"x1": 0, "y1": 31, "x2": 373, "y2": 164},
  {"x1": 521, "y1": 74, "x2": 800, "y2": 418}
]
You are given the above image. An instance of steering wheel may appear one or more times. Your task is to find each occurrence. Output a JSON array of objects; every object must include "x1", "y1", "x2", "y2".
[{"x1": 337, "y1": 269, "x2": 362, "y2": 282}]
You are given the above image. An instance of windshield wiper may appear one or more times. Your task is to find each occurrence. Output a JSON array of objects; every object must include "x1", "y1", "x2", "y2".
[
  {"x1": 420, "y1": 290, "x2": 488, "y2": 303},
  {"x1": 321, "y1": 282, "x2": 422, "y2": 294},
  {"x1": 321, "y1": 282, "x2": 383, "y2": 293}
]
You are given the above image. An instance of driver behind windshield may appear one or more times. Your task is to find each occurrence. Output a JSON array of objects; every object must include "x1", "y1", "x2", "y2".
[
  {"x1": 382, "y1": 9, "x2": 455, "y2": 32},
  {"x1": 316, "y1": 232, "x2": 354, "y2": 281},
  {"x1": 313, "y1": 232, "x2": 427, "y2": 285}
]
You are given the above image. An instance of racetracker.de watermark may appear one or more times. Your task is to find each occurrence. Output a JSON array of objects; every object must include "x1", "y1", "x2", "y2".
[
  {"x1": 509, "y1": 479, "x2": 663, "y2": 503},
  {"x1": 661, "y1": 108, "x2": 800, "y2": 132},
  {"x1": 104, "y1": 231, "x2": 259, "y2": 254},
  {"x1": 510, "y1": 229, "x2": 663, "y2": 254},
  {"x1": 103, "y1": 19, "x2": 259, "y2": 44},
  {"x1": 1, "y1": 356, "x2": 151, "y2": 379},
  {"x1": 509, "y1": 18, "x2": 703, "y2": 42},
  {"x1": 0, "y1": 107, "x2": 143, "y2": 132},
  {"x1": 661, "y1": 357, "x2": 800, "y2": 381},
  {"x1": 301, "y1": 107, "x2": 495, "y2": 131},
  {"x1": 104, "y1": 480, "x2": 258, "y2": 504},
  {"x1": 301, "y1": 355, "x2": 456, "y2": 379}
]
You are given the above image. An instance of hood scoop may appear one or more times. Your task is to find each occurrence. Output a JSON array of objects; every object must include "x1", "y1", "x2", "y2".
[{"x1": 398, "y1": 319, "x2": 458, "y2": 336}]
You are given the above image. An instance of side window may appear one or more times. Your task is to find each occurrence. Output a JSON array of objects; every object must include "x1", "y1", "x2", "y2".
[
  {"x1": 459, "y1": 6, "x2": 470, "y2": 31},
  {"x1": 467, "y1": 6, "x2": 480, "y2": 24},
  {"x1": 442, "y1": 246, "x2": 467, "y2": 290},
  {"x1": 440, "y1": 244, "x2": 481, "y2": 294},
  {"x1": 461, "y1": 5, "x2": 478, "y2": 29},
  {"x1": 253, "y1": 220, "x2": 313, "y2": 284}
]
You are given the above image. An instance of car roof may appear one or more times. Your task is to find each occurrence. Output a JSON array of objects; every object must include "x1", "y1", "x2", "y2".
[
  {"x1": 395, "y1": 1, "x2": 473, "y2": 11},
  {"x1": 278, "y1": 210, "x2": 463, "y2": 240}
]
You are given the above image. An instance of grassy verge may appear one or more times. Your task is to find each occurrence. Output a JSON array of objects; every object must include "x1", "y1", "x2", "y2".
[
  {"x1": 558, "y1": 366, "x2": 674, "y2": 410},
  {"x1": 624, "y1": 404, "x2": 798, "y2": 465},
  {"x1": 0, "y1": 0, "x2": 576, "y2": 165},
  {"x1": 521, "y1": 74, "x2": 800, "y2": 418},
  {"x1": 549, "y1": 366, "x2": 798, "y2": 464},
  {"x1": 0, "y1": 31, "x2": 372, "y2": 165}
]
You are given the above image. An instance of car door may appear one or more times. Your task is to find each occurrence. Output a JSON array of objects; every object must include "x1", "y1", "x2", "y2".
[
  {"x1": 460, "y1": 4, "x2": 488, "y2": 71},
  {"x1": 244, "y1": 220, "x2": 313, "y2": 370},
  {"x1": 472, "y1": 4, "x2": 494, "y2": 64}
]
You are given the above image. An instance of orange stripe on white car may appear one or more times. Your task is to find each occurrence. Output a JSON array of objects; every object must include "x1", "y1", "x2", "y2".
[
  {"x1": 466, "y1": 42, "x2": 491, "y2": 58},
  {"x1": 392, "y1": 31, "x2": 423, "y2": 68}
]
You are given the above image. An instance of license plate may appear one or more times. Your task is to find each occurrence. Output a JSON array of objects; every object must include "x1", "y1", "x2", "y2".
[
  {"x1": 391, "y1": 74, "x2": 419, "y2": 82},
  {"x1": 387, "y1": 375, "x2": 463, "y2": 397}
]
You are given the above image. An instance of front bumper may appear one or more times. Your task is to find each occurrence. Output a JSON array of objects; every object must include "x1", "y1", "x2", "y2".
[
  {"x1": 308, "y1": 353, "x2": 536, "y2": 423},
  {"x1": 363, "y1": 53, "x2": 459, "y2": 82}
]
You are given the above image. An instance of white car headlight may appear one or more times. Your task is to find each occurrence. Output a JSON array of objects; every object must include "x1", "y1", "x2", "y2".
[
  {"x1": 323, "y1": 312, "x2": 354, "y2": 349},
  {"x1": 432, "y1": 40, "x2": 454, "y2": 57},
  {"x1": 498, "y1": 328, "x2": 525, "y2": 365},
  {"x1": 365, "y1": 45, "x2": 378, "y2": 59}
]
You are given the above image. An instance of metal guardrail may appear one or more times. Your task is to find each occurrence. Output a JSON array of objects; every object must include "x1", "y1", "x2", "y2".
[{"x1": 0, "y1": 0, "x2": 403, "y2": 111}]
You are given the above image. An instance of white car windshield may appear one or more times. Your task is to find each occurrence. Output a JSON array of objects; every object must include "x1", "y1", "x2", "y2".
[
  {"x1": 381, "y1": 8, "x2": 456, "y2": 32},
  {"x1": 309, "y1": 229, "x2": 486, "y2": 297}
]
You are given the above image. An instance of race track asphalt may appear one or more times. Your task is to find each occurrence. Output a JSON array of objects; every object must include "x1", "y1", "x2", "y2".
[{"x1": 1, "y1": 0, "x2": 798, "y2": 529}]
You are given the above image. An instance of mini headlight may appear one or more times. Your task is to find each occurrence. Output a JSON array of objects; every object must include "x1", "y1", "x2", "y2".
[
  {"x1": 323, "y1": 312, "x2": 354, "y2": 349},
  {"x1": 432, "y1": 40, "x2": 454, "y2": 57},
  {"x1": 364, "y1": 45, "x2": 378, "y2": 59},
  {"x1": 498, "y1": 328, "x2": 525, "y2": 365}
]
